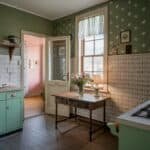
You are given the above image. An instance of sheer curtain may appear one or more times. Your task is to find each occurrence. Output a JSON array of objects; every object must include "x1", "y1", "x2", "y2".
[{"x1": 78, "y1": 15, "x2": 104, "y2": 39}]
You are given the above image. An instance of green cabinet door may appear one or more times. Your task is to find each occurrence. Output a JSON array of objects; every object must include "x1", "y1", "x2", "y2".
[
  {"x1": 6, "y1": 98, "x2": 22, "y2": 133},
  {"x1": 119, "y1": 124, "x2": 150, "y2": 150},
  {"x1": 0, "y1": 101, "x2": 6, "y2": 135}
]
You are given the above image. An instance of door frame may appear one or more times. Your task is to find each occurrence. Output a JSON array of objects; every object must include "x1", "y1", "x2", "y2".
[{"x1": 21, "y1": 30, "x2": 47, "y2": 98}]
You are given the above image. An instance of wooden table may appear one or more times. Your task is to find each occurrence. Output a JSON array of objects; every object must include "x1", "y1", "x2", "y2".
[{"x1": 53, "y1": 92, "x2": 109, "y2": 141}]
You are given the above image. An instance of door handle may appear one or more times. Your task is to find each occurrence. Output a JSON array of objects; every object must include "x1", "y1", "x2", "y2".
[
  {"x1": 67, "y1": 72, "x2": 69, "y2": 81},
  {"x1": 11, "y1": 93, "x2": 16, "y2": 97}
]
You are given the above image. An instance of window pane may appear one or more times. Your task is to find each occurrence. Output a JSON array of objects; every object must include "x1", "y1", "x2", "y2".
[
  {"x1": 51, "y1": 40, "x2": 66, "y2": 81},
  {"x1": 85, "y1": 72, "x2": 103, "y2": 79},
  {"x1": 85, "y1": 71, "x2": 93, "y2": 77},
  {"x1": 93, "y1": 72, "x2": 104, "y2": 80},
  {"x1": 84, "y1": 41, "x2": 94, "y2": 55},
  {"x1": 95, "y1": 40, "x2": 104, "y2": 55},
  {"x1": 93, "y1": 72, "x2": 103, "y2": 76},
  {"x1": 95, "y1": 34, "x2": 104, "y2": 40},
  {"x1": 85, "y1": 35, "x2": 94, "y2": 41},
  {"x1": 93, "y1": 56, "x2": 103, "y2": 72},
  {"x1": 83, "y1": 57, "x2": 92, "y2": 71}
]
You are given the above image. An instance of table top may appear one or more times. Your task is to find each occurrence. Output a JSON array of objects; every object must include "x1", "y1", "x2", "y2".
[{"x1": 53, "y1": 92, "x2": 109, "y2": 104}]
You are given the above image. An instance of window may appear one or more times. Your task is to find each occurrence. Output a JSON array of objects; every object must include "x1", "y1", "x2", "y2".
[
  {"x1": 82, "y1": 34, "x2": 104, "y2": 77},
  {"x1": 77, "y1": 8, "x2": 107, "y2": 81}
]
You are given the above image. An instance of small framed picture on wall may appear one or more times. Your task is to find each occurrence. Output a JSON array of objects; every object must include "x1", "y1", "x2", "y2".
[{"x1": 120, "y1": 30, "x2": 131, "y2": 43}]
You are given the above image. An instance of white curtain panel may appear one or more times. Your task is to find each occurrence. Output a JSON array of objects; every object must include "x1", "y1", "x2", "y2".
[{"x1": 78, "y1": 15, "x2": 104, "y2": 39}]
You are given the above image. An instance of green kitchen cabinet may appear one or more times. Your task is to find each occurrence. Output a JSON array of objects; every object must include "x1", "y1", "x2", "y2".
[
  {"x1": 6, "y1": 99, "x2": 22, "y2": 133},
  {"x1": 0, "y1": 101, "x2": 6, "y2": 135},
  {"x1": 0, "y1": 90, "x2": 24, "y2": 136},
  {"x1": 119, "y1": 124, "x2": 150, "y2": 150}
]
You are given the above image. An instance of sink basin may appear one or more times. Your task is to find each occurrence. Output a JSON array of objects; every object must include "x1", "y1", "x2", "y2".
[{"x1": 132, "y1": 104, "x2": 150, "y2": 119}]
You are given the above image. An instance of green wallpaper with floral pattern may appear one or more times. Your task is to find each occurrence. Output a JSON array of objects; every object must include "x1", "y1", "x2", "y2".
[
  {"x1": 53, "y1": 16, "x2": 75, "y2": 57},
  {"x1": 109, "y1": 0, "x2": 150, "y2": 55},
  {"x1": 52, "y1": 0, "x2": 149, "y2": 56}
]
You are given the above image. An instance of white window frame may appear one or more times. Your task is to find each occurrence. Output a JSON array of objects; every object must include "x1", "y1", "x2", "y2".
[{"x1": 75, "y1": 6, "x2": 108, "y2": 84}]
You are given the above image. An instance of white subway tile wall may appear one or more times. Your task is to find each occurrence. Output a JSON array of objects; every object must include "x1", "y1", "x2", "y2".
[
  {"x1": 108, "y1": 54, "x2": 150, "y2": 121},
  {"x1": 0, "y1": 55, "x2": 21, "y2": 87}
]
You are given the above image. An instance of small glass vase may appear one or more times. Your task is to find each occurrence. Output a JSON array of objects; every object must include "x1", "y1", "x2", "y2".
[
  {"x1": 94, "y1": 88, "x2": 100, "y2": 97},
  {"x1": 78, "y1": 85, "x2": 84, "y2": 96}
]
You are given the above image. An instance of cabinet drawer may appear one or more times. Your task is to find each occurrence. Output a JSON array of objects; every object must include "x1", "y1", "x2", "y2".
[
  {"x1": 6, "y1": 91, "x2": 23, "y2": 99},
  {"x1": 0, "y1": 93, "x2": 6, "y2": 101}
]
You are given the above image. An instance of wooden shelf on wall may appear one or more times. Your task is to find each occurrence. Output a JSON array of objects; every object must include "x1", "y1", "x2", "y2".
[{"x1": 0, "y1": 41, "x2": 20, "y2": 60}]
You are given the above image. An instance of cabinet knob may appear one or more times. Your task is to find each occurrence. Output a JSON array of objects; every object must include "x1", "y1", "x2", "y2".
[
  {"x1": 6, "y1": 106, "x2": 9, "y2": 110},
  {"x1": 11, "y1": 93, "x2": 16, "y2": 97}
]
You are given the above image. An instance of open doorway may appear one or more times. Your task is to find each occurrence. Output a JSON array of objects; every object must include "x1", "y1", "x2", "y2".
[{"x1": 22, "y1": 32, "x2": 46, "y2": 118}]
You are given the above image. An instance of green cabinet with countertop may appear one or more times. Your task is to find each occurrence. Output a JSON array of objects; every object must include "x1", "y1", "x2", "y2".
[{"x1": 0, "y1": 89, "x2": 24, "y2": 136}]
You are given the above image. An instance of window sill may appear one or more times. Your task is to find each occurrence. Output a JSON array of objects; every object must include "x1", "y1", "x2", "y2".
[{"x1": 84, "y1": 87, "x2": 108, "y2": 93}]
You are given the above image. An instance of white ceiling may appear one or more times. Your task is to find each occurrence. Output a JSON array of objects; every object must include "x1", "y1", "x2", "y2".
[{"x1": 0, "y1": 0, "x2": 108, "y2": 20}]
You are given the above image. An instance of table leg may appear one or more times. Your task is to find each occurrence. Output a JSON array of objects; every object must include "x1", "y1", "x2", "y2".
[
  {"x1": 75, "y1": 106, "x2": 77, "y2": 121},
  {"x1": 103, "y1": 101, "x2": 106, "y2": 125},
  {"x1": 89, "y1": 109, "x2": 92, "y2": 142},
  {"x1": 69, "y1": 105, "x2": 72, "y2": 118},
  {"x1": 55, "y1": 98, "x2": 58, "y2": 129}
]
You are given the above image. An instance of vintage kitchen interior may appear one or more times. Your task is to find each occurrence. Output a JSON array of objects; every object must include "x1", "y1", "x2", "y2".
[{"x1": 0, "y1": 0, "x2": 149, "y2": 150}]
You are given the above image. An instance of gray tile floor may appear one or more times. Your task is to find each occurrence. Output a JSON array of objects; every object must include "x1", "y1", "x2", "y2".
[{"x1": 0, "y1": 115, "x2": 118, "y2": 150}]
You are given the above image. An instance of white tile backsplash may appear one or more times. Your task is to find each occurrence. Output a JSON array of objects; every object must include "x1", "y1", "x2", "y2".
[
  {"x1": 0, "y1": 55, "x2": 21, "y2": 87},
  {"x1": 108, "y1": 53, "x2": 150, "y2": 121}
]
